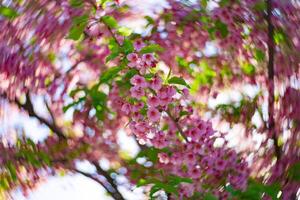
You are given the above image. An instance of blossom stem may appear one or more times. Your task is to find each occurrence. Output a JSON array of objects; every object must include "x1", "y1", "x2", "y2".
[{"x1": 165, "y1": 109, "x2": 188, "y2": 142}]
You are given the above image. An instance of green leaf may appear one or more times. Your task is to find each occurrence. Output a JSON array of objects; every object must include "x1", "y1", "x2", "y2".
[
  {"x1": 253, "y1": 1, "x2": 266, "y2": 12},
  {"x1": 106, "y1": 39, "x2": 121, "y2": 62},
  {"x1": 145, "y1": 16, "x2": 155, "y2": 26},
  {"x1": 168, "y1": 175, "x2": 193, "y2": 185},
  {"x1": 274, "y1": 30, "x2": 286, "y2": 45},
  {"x1": 26, "y1": 138, "x2": 36, "y2": 150},
  {"x1": 106, "y1": 52, "x2": 119, "y2": 62},
  {"x1": 219, "y1": 0, "x2": 230, "y2": 7},
  {"x1": 121, "y1": 39, "x2": 134, "y2": 54},
  {"x1": 264, "y1": 183, "x2": 280, "y2": 200},
  {"x1": 38, "y1": 152, "x2": 51, "y2": 166},
  {"x1": 254, "y1": 49, "x2": 265, "y2": 62},
  {"x1": 288, "y1": 162, "x2": 300, "y2": 181},
  {"x1": 7, "y1": 162, "x2": 17, "y2": 181},
  {"x1": 168, "y1": 76, "x2": 190, "y2": 88},
  {"x1": 63, "y1": 97, "x2": 85, "y2": 112},
  {"x1": 203, "y1": 193, "x2": 218, "y2": 200},
  {"x1": 69, "y1": 0, "x2": 83, "y2": 7},
  {"x1": 89, "y1": 89, "x2": 107, "y2": 107},
  {"x1": 176, "y1": 56, "x2": 189, "y2": 69},
  {"x1": 124, "y1": 69, "x2": 138, "y2": 80},
  {"x1": 117, "y1": 26, "x2": 132, "y2": 36},
  {"x1": 136, "y1": 147, "x2": 160, "y2": 163},
  {"x1": 100, "y1": 66, "x2": 123, "y2": 84},
  {"x1": 0, "y1": 177, "x2": 9, "y2": 189},
  {"x1": 150, "y1": 185, "x2": 162, "y2": 199},
  {"x1": 241, "y1": 63, "x2": 256, "y2": 76},
  {"x1": 0, "y1": 6, "x2": 18, "y2": 19},
  {"x1": 102, "y1": 15, "x2": 118, "y2": 29},
  {"x1": 190, "y1": 61, "x2": 216, "y2": 93},
  {"x1": 215, "y1": 20, "x2": 228, "y2": 38},
  {"x1": 140, "y1": 44, "x2": 164, "y2": 54},
  {"x1": 200, "y1": 0, "x2": 208, "y2": 8},
  {"x1": 67, "y1": 15, "x2": 89, "y2": 40}
]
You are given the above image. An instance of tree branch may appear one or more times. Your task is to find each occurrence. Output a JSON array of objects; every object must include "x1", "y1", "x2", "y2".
[
  {"x1": 266, "y1": 0, "x2": 281, "y2": 160},
  {"x1": 2, "y1": 93, "x2": 66, "y2": 139},
  {"x1": 1, "y1": 93, "x2": 126, "y2": 200},
  {"x1": 73, "y1": 169, "x2": 124, "y2": 200},
  {"x1": 91, "y1": 161, "x2": 125, "y2": 200}
]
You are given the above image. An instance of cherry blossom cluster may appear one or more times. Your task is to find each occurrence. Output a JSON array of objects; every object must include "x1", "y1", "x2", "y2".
[{"x1": 107, "y1": 39, "x2": 250, "y2": 199}]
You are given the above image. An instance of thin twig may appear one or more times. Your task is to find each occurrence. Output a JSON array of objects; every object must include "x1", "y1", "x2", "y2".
[
  {"x1": 165, "y1": 109, "x2": 188, "y2": 142},
  {"x1": 65, "y1": 57, "x2": 90, "y2": 75},
  {"x1": 44, "y1": 98, "x2": 56, "y2": 125}
]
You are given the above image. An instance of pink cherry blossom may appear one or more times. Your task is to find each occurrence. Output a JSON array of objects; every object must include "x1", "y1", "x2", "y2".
[
  {"x1": 149, "y1": 76, "x2": 162, "y2": 91},
  {"x1": 147, "y1": 96, "x2": 160, "y2": 107},
  {"x1": 130, "y1": 86, "x2": 145, "y2": 99},
  {"x1": 134, "y1": 39, "x2": 145, "y2": 51},
  {"x1": 121, "y1": 103, "x2": 131, "y2": 115},
  {"x1": 130, "y1": 75, "x2": 147, "y2": 88},
  {"x1": 127, "y1": 53, "x2": 140, "y2": 68},
  {"x1": 188, "y1": 167, "x2": 201, "y2": 179},
  {"x1": 158, "y1": 153, "x2": 169, "y2": 164},
  {"x1": 142, "y1": 53, "x2": 155, "y2": 66},
  {"x1": 147, "y1": 107, "x2": 160, "y2": 122}
]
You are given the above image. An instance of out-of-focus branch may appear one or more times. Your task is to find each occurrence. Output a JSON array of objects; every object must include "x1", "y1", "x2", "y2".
[
  {"x1": 44, "y1": 98, "x2": 56, "y2": 126},
  {"x1": 91, "y1": 161, "x2": 125, "y2": 200},
  {"x1": 73, "y1": 169, "x2": 124, "y2": 200},
  {"x1": 3, "y1": 93, "x2": 66, "y2": 140},
  {"x1": 266, "y1": 0, "x2": 281, "y2": 160},
  {"x1": 1, "y1": 93, "x2": 126, "y2": 200},
  {"x1": 65, "y1": 57, "x2": 91, "y2": 75}
]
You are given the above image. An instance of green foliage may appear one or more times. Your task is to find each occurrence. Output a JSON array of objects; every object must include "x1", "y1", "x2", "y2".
[
  {"x1": 106, "y1": 39, "x2": 120, "y2": 62},
  {"x1": 6, "y1": 162, "x2": 17, "y2": 181},
  {"x1": 136, "y1": 147, "x2": 162, "y2": 163},
  {"x1": 99, "y1": 66, "x2": 124, "y2": 84},
  {"x1": 274, "y1": 30, "x2": 287, "y2": 45},
  {"x1": 63, "y1": 97, "x2": 85, "y2": 112},
  {"x1": 215, "y1": 20, "x2": 229, "y2": 38},
  {"x1": 288, "y1": 162, "x2": 300, "y2": 181},
  {"x1": 138, "y1": 175, "x2": 193, "y2": 199},
  {"x1": 241, "y1": 63, "x2": 256, "y2": 76},
  {"x1": 191, "y1": 61, "x2": 216, "y2": 93},
  {"x1": 117, "y1": 26, "x2": 132, "y2": 36},
  {"x1": 89, "y1": 86, "x2": 107, "y2": 120},
  {"x1": 168, "y1": 76, "x2": 190, "y2": 88},
  {"x1": 101, "y1": 15, "x2": 118, "y2": 29},
  {"x1": 106, "y1": 38, "x2": 133, "y2": 62},
  {"x1": 140, "y1": 44, "x2": 164, "y2": 54},
  {"x1": 253, "y1": 1, "x2": 266, "y2": 12},
  {"x1": 203, "y1": 193, "x2": 218, "y2": 200},
  {"x1": 176, "y1": 56, "x2": 193, "y2": 74},
  {"x1": 145, "y1": 16, "x2": 155, "y2": 27},
  {"x1": 200, "y1": 0, "x2": 208, "y2": 8},
  {"x1": 254, "y1": 49, "x2": 265, "y2": 62},
  {"x1": 226, "y1": 180, "x2": 281, "y2": 200},
  {"x1": 121, "y1": 39, "x2": 134, "y2": 54},
  {"x1": 0, "y1": 6, "x2": 18, "y2": 19},
  {"x1": 68, "y1": 14, "x2": 89, "y2": 40},
  {"x1": 69, "y1": 0, "x2": 83, "y2": 7}
]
